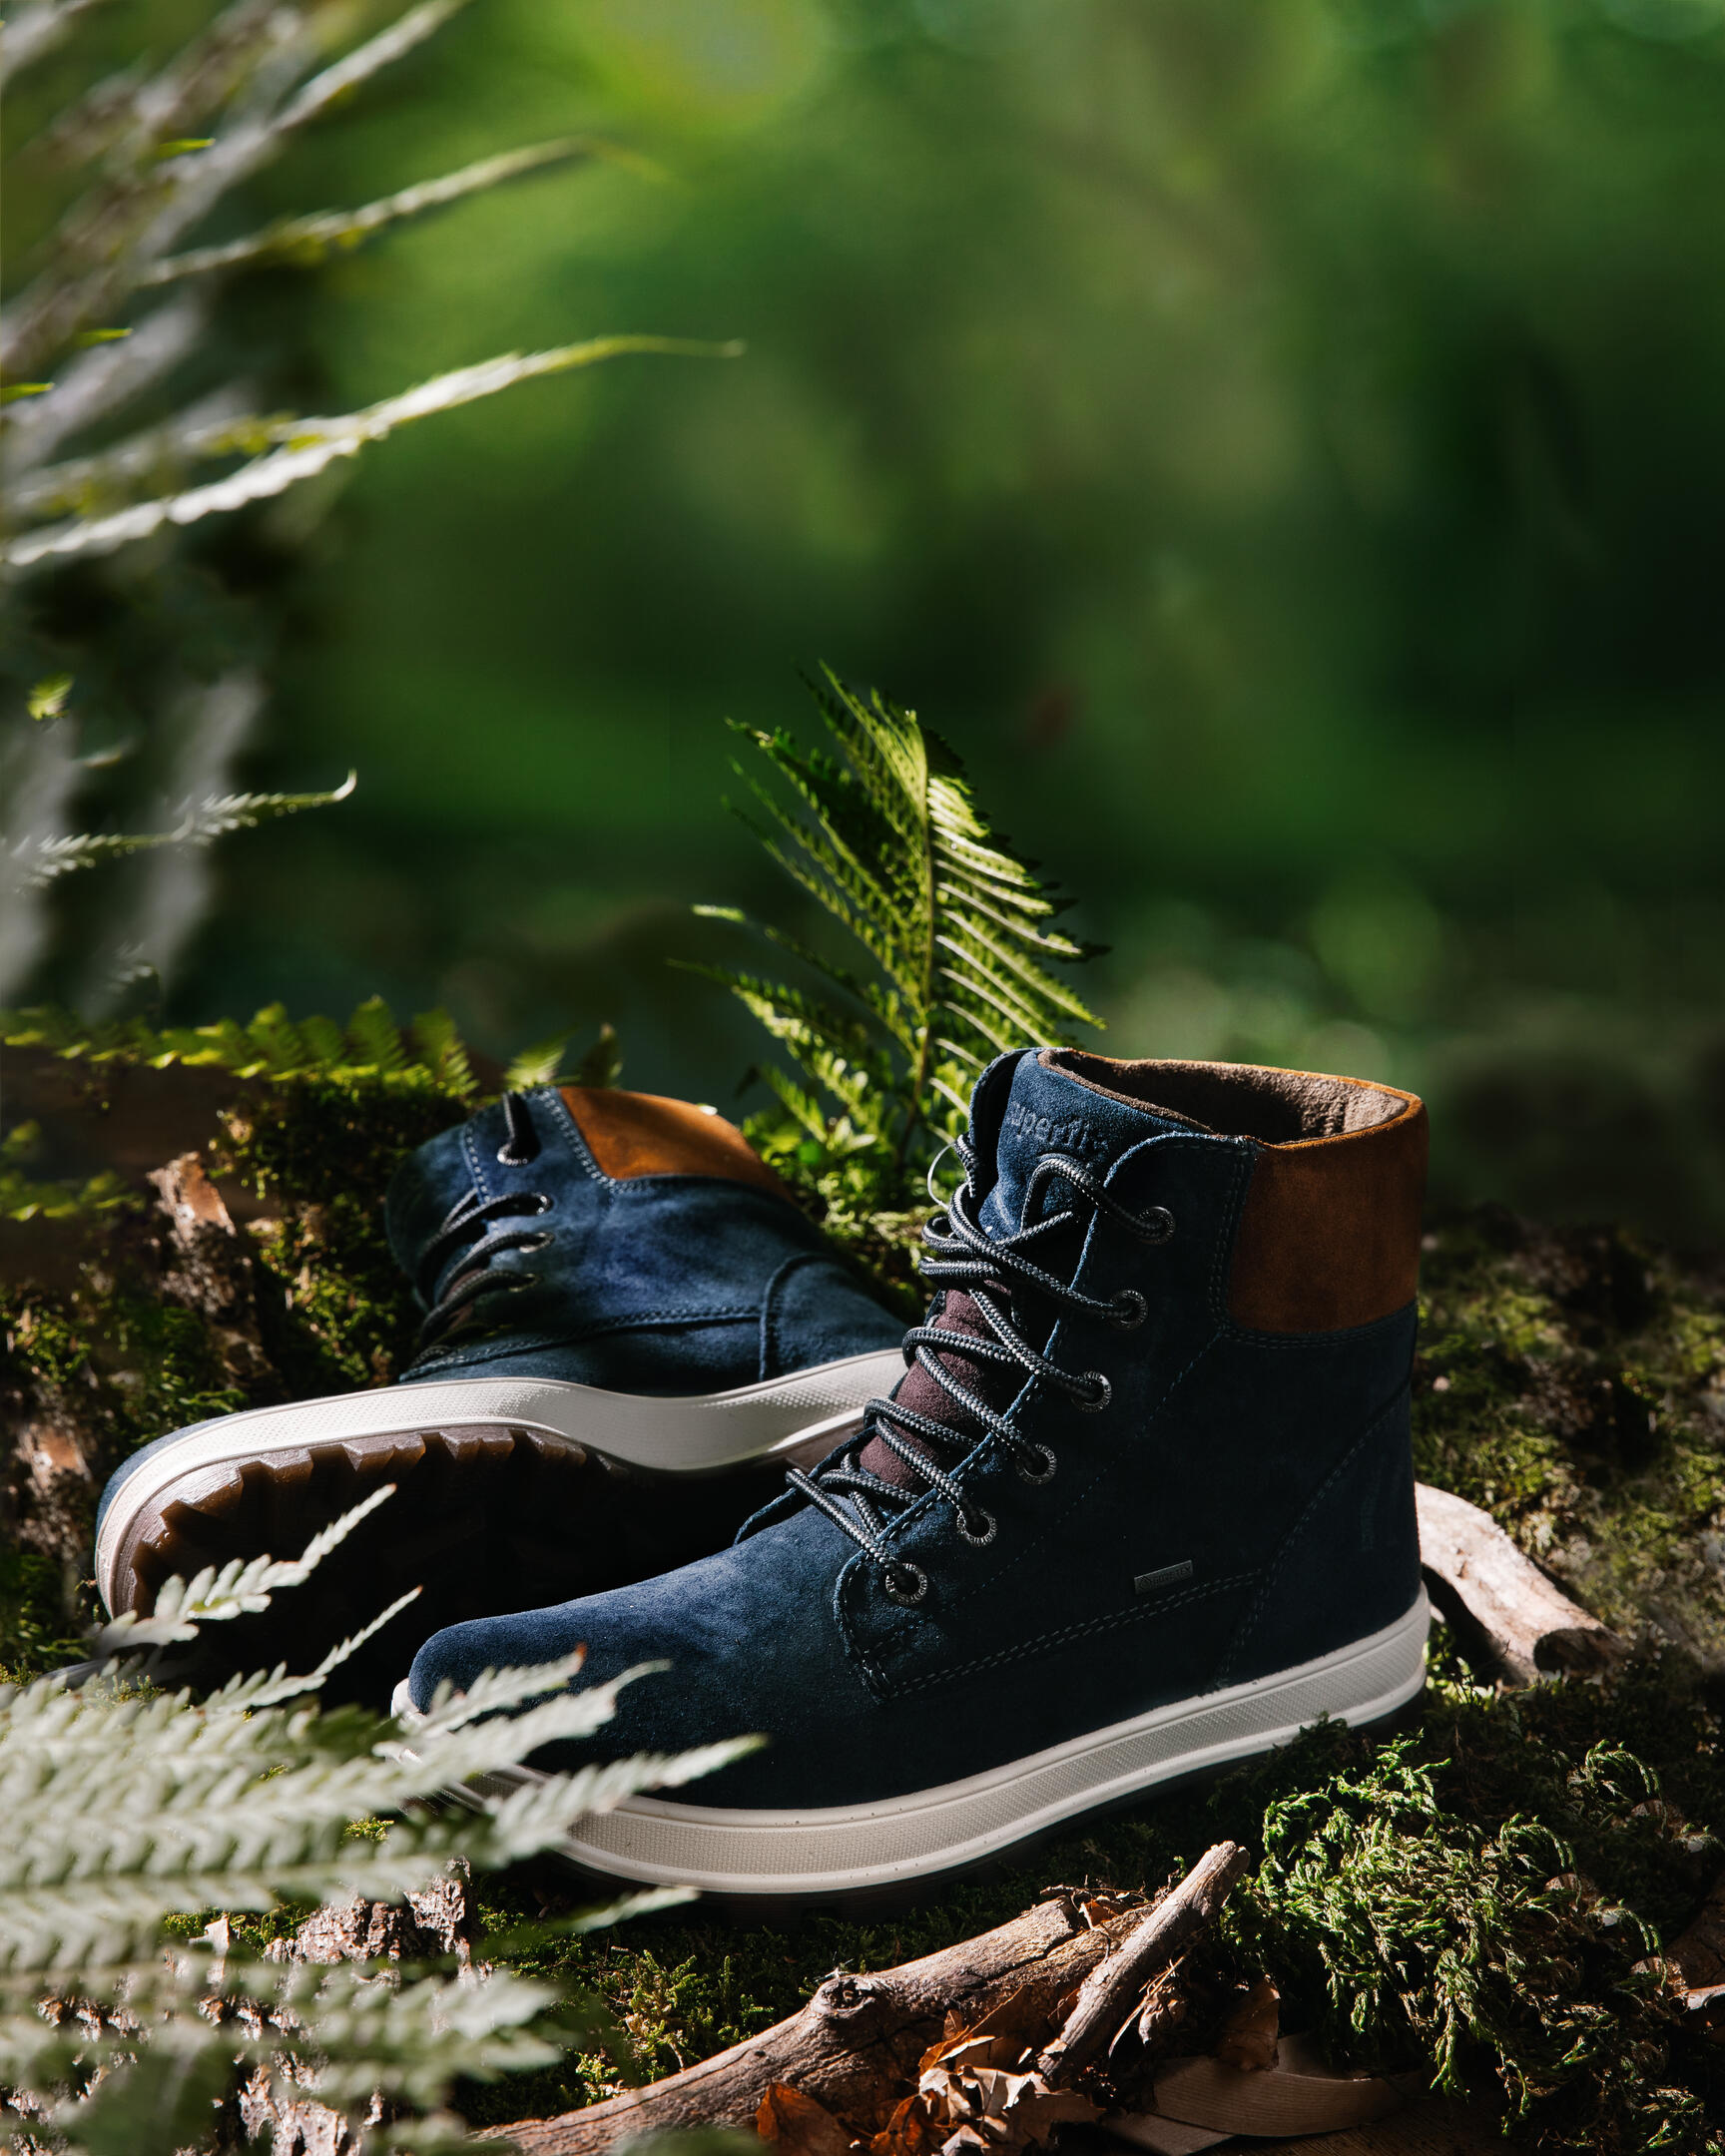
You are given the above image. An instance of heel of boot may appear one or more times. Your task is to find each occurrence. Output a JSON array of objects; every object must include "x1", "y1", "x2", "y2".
[{"x1": 1220, "y1": 1385, "x2": 1422, "y2": 1691}]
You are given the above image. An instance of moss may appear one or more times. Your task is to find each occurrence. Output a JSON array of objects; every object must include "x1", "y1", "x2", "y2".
[
  {"x1": 1415, "y1": 1211, "x2": 1725, "y2": 1656},
  {"x1": 215, "y1": 1071, "x2": 464, "y2": 1395},
  {"x1": 0, "y1": 1043, "x2": 476, "y2": 1669}
]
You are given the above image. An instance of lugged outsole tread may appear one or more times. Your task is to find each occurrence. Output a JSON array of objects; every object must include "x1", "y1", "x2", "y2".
[{"x1": 120, "y1": 1425, "x2": 782, "y2": 1708}]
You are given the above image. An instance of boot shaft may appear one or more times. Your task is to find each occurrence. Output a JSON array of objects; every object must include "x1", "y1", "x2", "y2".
[{"x1": 833, "y1": 1048, "x2": 1426, "y2": 1725}]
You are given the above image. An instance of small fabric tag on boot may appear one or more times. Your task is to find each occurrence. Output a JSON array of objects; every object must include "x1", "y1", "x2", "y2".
[{"x1": 1134, "y1": 1559, "x2": 1195, "y2": 1596}]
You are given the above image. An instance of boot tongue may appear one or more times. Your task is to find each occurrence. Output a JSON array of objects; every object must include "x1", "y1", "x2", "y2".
[{"x1": 856, "y1": 1054, "x2": 1202, "y2": 1491}]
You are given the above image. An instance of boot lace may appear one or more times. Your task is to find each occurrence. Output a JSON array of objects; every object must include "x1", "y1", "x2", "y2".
[
  {"x1": 407, "y1": 1092, "x2": 553, "y2": 1361},
  {"x1": 787, "y1": 1133, "x2": 1173, "y2": 1605}
]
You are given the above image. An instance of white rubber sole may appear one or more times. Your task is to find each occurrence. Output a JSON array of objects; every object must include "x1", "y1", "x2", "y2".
[
  {"x1": 409, "y1": 1589, "x2": 1430, "y2": 1900},
  {"x1": 95, "y1": 1348, "x2": 904, "y2": 1616}
]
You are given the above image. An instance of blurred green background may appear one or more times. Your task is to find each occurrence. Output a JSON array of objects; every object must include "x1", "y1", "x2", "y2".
[{"x1": 52, "y1": 0, "x2": 1725, "y2": 1237}]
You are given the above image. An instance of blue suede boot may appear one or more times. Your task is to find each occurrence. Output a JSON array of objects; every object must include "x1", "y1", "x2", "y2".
[
  {"x1": 403, "y1": 1050, "x2": 1431, "y2": 1901},
  {"x1": 95, "y1": 1085, "x2": 903, "y2": 1699}
]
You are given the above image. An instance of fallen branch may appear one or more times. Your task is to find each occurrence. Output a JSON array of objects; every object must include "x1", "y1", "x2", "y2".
[
  {"x1": 1035, "y1": 1843, "x2": 1248, "y2": 2085},
  {"x1": 1415, "y1": 1481, "x2": 1622, "y2": 1683},
  {"x1": 495, "y1": 1851, "x2": 1269, "y2": 2156},
  {"x1": 495, "y1": 1893, "x2": 1122, "y2": 2152}
]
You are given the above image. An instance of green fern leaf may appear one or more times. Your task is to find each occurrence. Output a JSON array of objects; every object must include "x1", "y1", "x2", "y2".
[
  {"x1": 505, "y1": 1033, "x2": 570, "y2": 1089},
  {"x1": 572, "y1": 1020, "x2": 623, "y2": 1089},
  {"x1": 698, "y1": 669, "x2": 1101, "y2": 1226},
  {"x1": 344, "y1": 995, "x2": 407, "y2": 1073},
  {"x1": 412, "y1": 1007, "x2": 477, "y2": 1097}
]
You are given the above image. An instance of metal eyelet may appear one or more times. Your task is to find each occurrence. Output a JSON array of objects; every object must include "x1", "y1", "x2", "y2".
[
  {"x1": 1075, "y1": 1371, "x2": 1112, "y2": 1411},
  {"x1": 528, "y1": 1191, "x2": 554, "y2": 1214},
  {"x1": 520, "y1": 1231, "x2": 554, "y2": 1254},
  {"x1": 497, "y1": 1145, "x2": 532, "y2": 1167},
  {"x1": 1015, "y1": 1444, "x2": 1057, "y2": 1485},
  {"x1": 956, "y1": 1505, "x2": 996, "y2": 1546},
  {"x1": 1142, "y1": 1206, "x2": 1175, "y2": 1244},
  {"x1": 882, "y1": 1561, "x2": 928, "y2": 1607},
  {"x1": 1110, "y1": 1290, "x2": 1148, "y2": 1331}
]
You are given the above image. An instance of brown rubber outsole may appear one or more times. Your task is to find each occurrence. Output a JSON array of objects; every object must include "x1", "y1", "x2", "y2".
[{"x1": 117, "y1": 1424, "x2": 784, "y2": 1709}]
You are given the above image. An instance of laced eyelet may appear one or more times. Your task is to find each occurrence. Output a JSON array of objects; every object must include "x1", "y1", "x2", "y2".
[
  {"x1": 520, "y1": 1231, "x2": 554, "y2": 1254},
  {"x1": 1075, "y1": 1371, "x2": 1112, "y2": 1411},
  {"x1": 1141, "y1": 1206, "x2": 1175, "y2": 1244},
  {"x1": 956, "y1": 1505, "x2": 996, "y2": 1546},
  {"x1": 527, "y1": 1191, "x2": 553, "y2": 1214},
  {"x1": 882, "y1": 1561, "x2": 928, "y2": 1606},
  {"x1": 1110, "y1": 1289, "x2": 1148, "y2": 1330},
  {"x1": 1015, "y1": 1444, "x2": 1057, "y2": 1485},
  {"x1": 497, "y1": 1145, "x2": 531, "y2": 1166}
]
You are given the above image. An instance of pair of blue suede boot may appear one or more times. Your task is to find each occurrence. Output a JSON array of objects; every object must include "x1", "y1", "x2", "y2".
[{"x1": 98, "y1": 1047, "x2": 1432, "y2": 1904}]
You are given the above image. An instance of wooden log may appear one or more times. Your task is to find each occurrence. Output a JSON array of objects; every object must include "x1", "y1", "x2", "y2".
[
  {"x1": 1415, "y1": 1482, "x2": 1621, "y2": 1683},
  {"x1": 491, "y1": 1892, "x2": 1142, "y2": 2154},
  {"x1": 1035, "y1": 1844, "x2": 1248, "y2": 2085}
]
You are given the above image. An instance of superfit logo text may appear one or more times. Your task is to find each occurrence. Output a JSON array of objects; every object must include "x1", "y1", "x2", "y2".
[{"x1": 1001, "y1": 1101, "x2": 1114, "y2": 1158}]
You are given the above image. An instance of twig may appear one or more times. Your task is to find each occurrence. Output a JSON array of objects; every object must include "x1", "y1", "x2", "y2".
[{"x1": 1036, "y1": 1842, "x2": 1250, "y2": 2086}]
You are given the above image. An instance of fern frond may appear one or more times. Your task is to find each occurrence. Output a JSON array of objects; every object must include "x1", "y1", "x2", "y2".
[
  {"x1": 410, "y1": 1006, "x2": 477, "y2": 1097},
  {"x1": 95, "y1": 1485, "x2": 403, "y2": 1652},
  {"x1": 0, "y1": 993, "x2": 568, "y2": 1123},
  {"x1": 505, "y1": 1033, "x2": 568, "y2": 1088},
  {"x1": 699, "y1": 670, "x2": 1100, "y2": 1226},
  {"x1": 3, "y1": 773, "x2": 354, "y2": 888},
  {"x1": 144, "y1": 138, "x2": 598, "y2": 285},
  {"x1": 5, "y1": 338, "x2": 743, "y2": 570},
  {"x1": 0, "y1": 1500, "x2": 736, "y2": 1991},
  {"x1": 0, "y1": 0, "x2": 109, "y2": 86},
  {"x1": 572, "y1": 1019, "x2": 623, "y2": 1089},
  {"x1": 343, "y1": 993, "x2": 408, "y2": 1072}
]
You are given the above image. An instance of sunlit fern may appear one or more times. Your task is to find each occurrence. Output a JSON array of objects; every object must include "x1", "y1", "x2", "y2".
[
  {"x1": 697, "y1": 670, "x2": 1100, "y2": 1269},
  {"x1": 3, "y1": 990, "x2": 479, "y2": 1089},
  {"x1": 0, "y1": 995, "x2": 623, "y2": 1223},
  {"x1": 0, "y1": 1486, "x2": 743, "y2": 2156},
  {"x1": 1, "y1": 0, "x2": 737, "y2": 1007}
]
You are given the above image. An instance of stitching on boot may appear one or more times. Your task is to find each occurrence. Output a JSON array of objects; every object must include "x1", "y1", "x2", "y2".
[
  {"x1": 1206, "y1": 1142, "x2": 1256, "y2": 1325},
  {"x1": 541, "y1": 1085, "x2": 610, "y2": 1186},
  {"x1": 759, "y1": 1251, "x2": 820, "y2": 1380},
  {"x1": 460, "y1": 1119, "x2": 489, "y2": 1201},
  {"x1": 1215, "y1": 1385, "x2": 1411, "y2": 1689},
  {"x1": 876, "y1": 1569, "x2": 1258, "y2": 1697}
]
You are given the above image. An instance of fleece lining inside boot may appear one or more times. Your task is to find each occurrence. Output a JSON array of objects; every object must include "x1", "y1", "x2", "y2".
[{"x1": 1047, "y1": 1049, "x2": 1405, "y2": 1143}]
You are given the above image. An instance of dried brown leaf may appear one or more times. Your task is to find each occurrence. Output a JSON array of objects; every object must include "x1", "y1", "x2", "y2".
[
  {"x1": 1212, "y1": 1976, "x2": 1279, "y2": 2072},
  {"x1": 870, "y1": 2091, "x2": 935, "y2": 2156},
  {"x1": 758, "y1": 2082, "x2": 859, "y2": 2156}
]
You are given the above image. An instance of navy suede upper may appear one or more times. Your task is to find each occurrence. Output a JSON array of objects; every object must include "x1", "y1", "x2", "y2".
[
  {"x1": 386, "y1": 1087, "x2": 902, "y2": 1392},
  {"x1": 406, "y1": 1053, "x2": 1423, "y2": 1805},
  {"x1": 97, "y1": 1090, "x2": 904, "y2": 1549}
]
